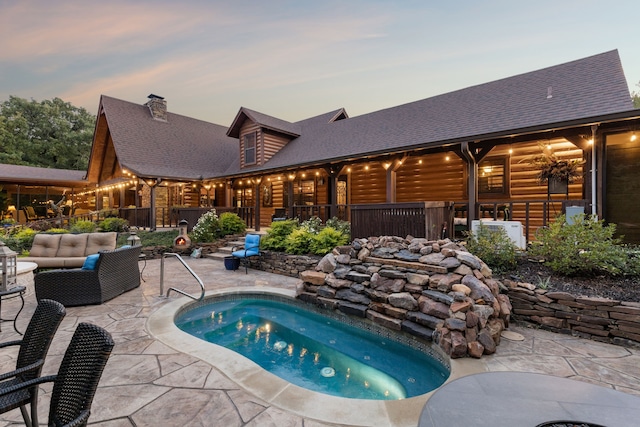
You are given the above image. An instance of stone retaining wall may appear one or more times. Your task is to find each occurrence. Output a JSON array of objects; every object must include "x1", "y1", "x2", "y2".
[{"x1": 507, "y1": 280, "x2": 640, "y2": 347}]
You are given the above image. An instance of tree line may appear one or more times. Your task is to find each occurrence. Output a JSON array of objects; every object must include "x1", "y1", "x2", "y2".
[{"x1": 0, "y1": 96, "x2": 95, "y2": 170}]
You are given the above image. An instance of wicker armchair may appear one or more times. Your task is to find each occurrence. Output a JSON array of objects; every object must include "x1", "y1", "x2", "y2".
[
  {"x1": 0, "y1": 299, "x2": 66, "y2": 427},
  {"x1": 35, "y1": 245, "x2": 142, "y2": 307},
  {"x1": 0, "y1": 322, "x2": 114, "y2": 427}
]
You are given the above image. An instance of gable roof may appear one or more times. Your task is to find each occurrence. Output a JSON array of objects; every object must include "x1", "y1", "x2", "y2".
[
  {"x1": 232, "y1": 50, "x2": 635, "y2": 174},
  {"x1": 93, "y1": 95, "x2": 239, "y2": 181},
  {"x1": 227, "y1": 107, "x2": 302, "y2": 138},
  {"x1": 0, "y1": 163, "x2": 86, "y2": 185}
]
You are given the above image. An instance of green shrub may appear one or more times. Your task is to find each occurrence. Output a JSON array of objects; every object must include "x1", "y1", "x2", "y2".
[
  {"x1": 284, "y1": 228, "x2": 314, "y2": 255},
  {"x1": 190, "y1": 209, "x2": 220, "y2": 242},
  {"x1": 99, "y1": 217, "x2": 129, "y2": 232},
  {"x1": 116, "y1": 229, "x2": 179, "y2": 247},
  {"x1": 261, "y1": 219, "x2": 299, "y2": 251},
  {"x1": 530, "y1": 214, "x2": 638, "y2": 276},
  {"x1": 310, "y1": 226, "x2": 349, "y2": 255},
  {"x1": 45, "y1": 228, "x2": 69, "y2": 234},
  {"x1": 300, "y1": 216, "x2": 323, "y2": 234},
  {"x1": 70, "y1": 219, "x2": 97, "y2": 233},
  {"x1": 0, "y1": 227, "x2": 38, "y2": 253},
  {"x1": 465, "y1": 222, "x2": 517, "y2": 273},
  {"x1": 326, "y1": 216, "x2": 351, "y2": 239},
  {"x1": 219, "y1": 212, "x2": 246, "y2": 236}
]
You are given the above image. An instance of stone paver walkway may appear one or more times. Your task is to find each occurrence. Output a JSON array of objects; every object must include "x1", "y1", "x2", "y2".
[{"x1": 0, "y1": 256, "x2": 638, "y2": 426}]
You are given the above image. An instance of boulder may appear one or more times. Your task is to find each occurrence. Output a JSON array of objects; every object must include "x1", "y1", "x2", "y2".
[
  {"x1": 462, "y1": 275, "x2": 496, "y2": 304},
  {"x1": 300, "y1": 270, "x2": 325, "y2": 285},
  {"x1": 388, "y1": 292, "x2": 418, "y2": 310},
  {"x1": 316, "y1": 253, "x2": 337, "y2": 273}
]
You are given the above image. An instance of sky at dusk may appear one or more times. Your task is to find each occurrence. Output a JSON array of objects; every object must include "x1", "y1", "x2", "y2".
[{"x1": 1, "y1": 0, "x2": 639, "y2": 126}]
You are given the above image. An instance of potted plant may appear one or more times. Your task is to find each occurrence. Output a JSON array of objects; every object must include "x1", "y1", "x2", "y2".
[{"x1": 530, "y1": 145, "x2": 582, "y2": 194}]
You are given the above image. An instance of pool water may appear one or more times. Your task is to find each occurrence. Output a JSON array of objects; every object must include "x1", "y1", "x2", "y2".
[{"x1": 175, "y1": 297, "x2": 449, "y2": 400}]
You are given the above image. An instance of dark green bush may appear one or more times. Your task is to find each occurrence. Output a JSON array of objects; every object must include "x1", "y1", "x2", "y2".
[
  {"x1": 530, "y1": 214, "x2": 639, "y2": 276},
  {"x1": 310, "y1": 226, "x2": 349, "y2": 255},
  {"x1": 465, "y1": 222, "x2": 517, "y2": 273},
  {"x1": 116, "y1": 229, "x2": 179, "y2": 247},
  {"x1": 325, "y1": 217, "x2": 351, "y2": 239},
  {"x1": 261, "y1": 219, "x2": 299, "y2": 251},
  {"x1": 99, "y1": 217, "x2": 129, "y2": 232},
  {"x1": 70, "y1": 219, "x2": 97, "y2": 233},
  {"x1": 219, "y1": 212, "x2": 246, "y2": 236}
]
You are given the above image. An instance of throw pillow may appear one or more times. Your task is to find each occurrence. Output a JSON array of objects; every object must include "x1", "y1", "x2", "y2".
[{"x1": 82, "y1": 254, "x2": 100, "y2": 270}]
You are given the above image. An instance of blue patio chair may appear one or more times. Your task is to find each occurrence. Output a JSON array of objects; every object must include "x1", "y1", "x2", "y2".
[{"x1": 231, "y1": 234, "x2": 262, "y2": 274}]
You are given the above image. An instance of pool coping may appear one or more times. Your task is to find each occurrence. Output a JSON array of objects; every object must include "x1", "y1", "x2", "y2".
[{"x1": 147, "y1": 287, "x2": 488, "y2": 427}]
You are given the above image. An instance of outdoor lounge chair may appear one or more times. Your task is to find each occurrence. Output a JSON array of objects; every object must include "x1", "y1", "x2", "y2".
[
  {"x1": 0, "y1": 299, "x2": 66, "y2": 427},
  {"x1": 0, "y1": 322, "x2": 114, "y2": 427},
  {"x1": 232, "y1": 234, "x2": 262, "y2": 274}
]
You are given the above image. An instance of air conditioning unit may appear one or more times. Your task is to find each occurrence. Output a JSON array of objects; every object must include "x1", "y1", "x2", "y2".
[{"x1": 471, "y1": 220, "x2": 526, "y2": 249}]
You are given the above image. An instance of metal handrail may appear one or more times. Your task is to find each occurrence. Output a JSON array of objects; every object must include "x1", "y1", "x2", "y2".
[{"x1": 160, "y1": 252, "x2": 205, "y2": 301}]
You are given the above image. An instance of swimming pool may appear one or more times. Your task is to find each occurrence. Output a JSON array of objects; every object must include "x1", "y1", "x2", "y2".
[{"x1": 175, "y1": 294, "x2": 449, "y2": 400}]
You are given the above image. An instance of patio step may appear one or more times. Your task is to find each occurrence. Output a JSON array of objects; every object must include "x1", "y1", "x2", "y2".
[{"x1": 206, "y1": 238, "x2": 246, "y2": 261}]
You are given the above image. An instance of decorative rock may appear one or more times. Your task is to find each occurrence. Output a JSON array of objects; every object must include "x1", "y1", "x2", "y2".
[
  {"x1": 406, "y1": 311, "x2": 444, "y2": 330},
  {"x1": 366, "y1": 311, "x2": 402, "y2": 330},
  {"x1": 406, "y1": 273, "x2": 430, "y2": 286},
  {"x1": 439, "y1": 257, "x2": 461, "y2": 270},
  {"x1": 336, "y1": 289, "x2": 371, "y2": 305},
  {"x1": 419, "y1": 252, "x2": 446, "y2": 265},
  {"x1": 477, "y1": 329, "x2": 497, "y2": 354},
  {"x1": 317, "y1": 286, "x2": 337, "y2": 298},
  {"x1": 453, "y1": 264, "x2": 474, "y2": 276},
  {"x1": 357, "y1": 247, "x2": 371, "y2": 261},
  {"x1": 419, "y1": 245, "x2": 434, "y2": 255},
  {"x1": 394, "y1": 249, "x2": 421, "y2": 262},
  {"x1": 455, "y1": 251, "x2": 481, "y2": 270},
  {"x1": 388, "y1": 292, "x2": 418, "y2": 310},
  {"x1": 450, "y1": 331, "x2": 468, "y2": 358},
  {"x1": 316, "y1": 253, "x2": 337, "y2": 273},
  {"x1": 467, "y1": 341, "x2": 485, "y2": 358},
  {"x1": 300, "y1": 270, "x2": 326, "y2": 285},
  {"x1": 444, "y1": 318, "x2": 467, "y2": 332},
  {"x1": 371, "y1": 247, "x2": 397, "y2": 259},
  {"x1": 335, "y1": 254, "x2": 351, "y2": 264},
  {"x1": 370, "y1": 273, "x2": 405, "y2": 293},
  {"x1": 401, "y1": 321, "x2": 434, "y2": 341},
  {"x1": 337, "y1": 301, "x2": 368, "y2": 317},
  {"x1": 378, "y1": 269, "x2": 407, "y2": 279},
  {"x1": 434, "y1": 273, "x2": 463, "y2": 293},
  {"x1": 325, "y1": 274, "x2": 352, "y2": 289},
  {"x1": 450, "y1": 300, "x2": 472, "y2": 313},
  {"x1": 466, "y1": 310, "x2": 479, "y2": 328},
  {"x1": 418, "y1": 296, "x2": 450, "y2": 319},
  {"x1": 462, "y1": 275, "x2": 496, "y2": 304},
  {"x1": 422, "y1": 290, "x2": 454, "y2": 305},
  {"x1": 333, "y1": 266, "x2": 352, "y2": 279},
  {"x1": 346, "y1": 271, "x2": 371, "y2": 283},
  {"x1": 452, "y1": 284, "x2": 471, "y2": 296}
]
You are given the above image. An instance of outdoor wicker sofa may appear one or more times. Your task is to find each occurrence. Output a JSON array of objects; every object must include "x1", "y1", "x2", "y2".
[
  {"x1": 22, "y1": 232, "x2": 117, "y2": 269},
  {"x1": 34, "y1": 245, "x2": 141, "y2": 306}
]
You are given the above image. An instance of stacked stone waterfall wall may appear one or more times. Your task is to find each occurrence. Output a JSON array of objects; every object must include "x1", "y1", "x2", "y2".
[{"x1": 298, "y1": 236, "x2": 513, "y2": 359}]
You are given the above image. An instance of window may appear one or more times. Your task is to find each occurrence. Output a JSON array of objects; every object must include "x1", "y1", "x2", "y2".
[
  {"x1": 244, "y1": 133, "x2": 256, "y2": 165},
  {"x1": 478, "y1": 156, "x2": 508, "y2": 195},
  {"x1": 294, "y1": 179, "x2": 315, "y2": 205}
]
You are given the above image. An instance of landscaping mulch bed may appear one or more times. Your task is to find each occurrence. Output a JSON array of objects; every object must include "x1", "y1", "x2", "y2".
[{"x1": 499, "y1": 257, "x2": 640, "y2": 303}]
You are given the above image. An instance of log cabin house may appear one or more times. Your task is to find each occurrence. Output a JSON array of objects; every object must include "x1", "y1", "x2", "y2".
[{"x1": 2, "y1": 50, "x2": 640, "y2": 243}]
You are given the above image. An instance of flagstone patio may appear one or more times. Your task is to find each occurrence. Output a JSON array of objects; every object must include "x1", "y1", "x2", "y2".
[{"x1": 0, "y1": 256, "x2": 638, "y2": 426}]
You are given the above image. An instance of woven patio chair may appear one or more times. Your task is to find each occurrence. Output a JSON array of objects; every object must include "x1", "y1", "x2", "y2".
[
  {"x1": 0, "y1": 322, "x2": 114, "y2": 427},
  {"x1": 0, "y1": 299, "x2": 66, "y2": 427}
]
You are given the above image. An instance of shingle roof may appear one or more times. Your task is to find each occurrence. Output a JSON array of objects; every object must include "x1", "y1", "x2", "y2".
[
  {"x1": 0, "y1": 163, "x2": 86, "y2": 184},
  {"x1": 227, "y1": 107, "x2": 302, "y2": 138},
  {"x1": 235, "y1": 50, "x2": 635, "y2": 174},
  {"x1": 99, "y1": 95, "x2": 239, "y2": 180}
]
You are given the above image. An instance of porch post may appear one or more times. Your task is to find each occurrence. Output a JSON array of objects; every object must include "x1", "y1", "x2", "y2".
[
  {"x1": 324, "y1": 165, "x2": 344, "y2": 218},
  {"x1": 460, "y1": 142, "x2": 478, "y2": 222},
  {"x1": 385, "y1": 157, "x2": 405, "y2": 203},
  {"x1": 254, "y1": 178, "x2": 261, "y2": 232},
  {"x1": 225, "y1": 180, "x2": 233, "y2": 207}
]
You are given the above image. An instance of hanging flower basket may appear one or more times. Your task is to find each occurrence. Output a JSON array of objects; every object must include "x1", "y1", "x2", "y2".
[{"x1": 530, "y1": 144, "x2": 583, "y2": 185}]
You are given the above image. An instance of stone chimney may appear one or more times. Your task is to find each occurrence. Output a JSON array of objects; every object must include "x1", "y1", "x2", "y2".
[{"x1": 145, "y1": 94, "x2": 167, "y2": 121}]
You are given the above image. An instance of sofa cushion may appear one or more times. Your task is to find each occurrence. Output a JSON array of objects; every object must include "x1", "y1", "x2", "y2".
[
  {"x1": 85, "y1": 232, "x2": 117, "y2": 255},
  {"x1": 82, "y1": 254, "x2": 100, "y2": 270},
  {"x1": 56, "y1": 233, "x2": 89, "y2": 257},
  {"x1": 29, "y1": 234, "x2": 63, "y2": 257}
]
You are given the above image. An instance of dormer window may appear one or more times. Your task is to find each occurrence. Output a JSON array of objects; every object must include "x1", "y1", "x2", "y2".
[{"x1": 244, "y1": 132, "x2": 256, "y2": 165}]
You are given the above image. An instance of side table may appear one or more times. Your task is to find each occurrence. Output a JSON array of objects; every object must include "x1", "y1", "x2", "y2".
[{"x1": 0, "y1": 286, "x2": 26, "y2": 335}]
